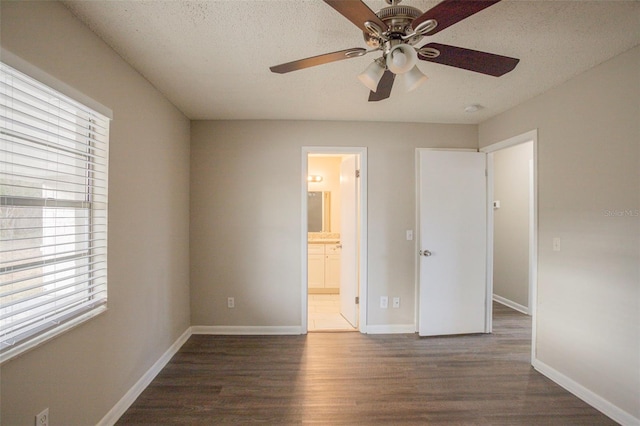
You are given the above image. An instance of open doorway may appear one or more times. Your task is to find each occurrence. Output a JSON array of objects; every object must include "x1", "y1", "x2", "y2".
[
  {"x1": 301, "y1": 148, "x2": 367, "y2": 333},
  {"x1": 482, "y1": 130, "x2": 538, "y2": 359}
]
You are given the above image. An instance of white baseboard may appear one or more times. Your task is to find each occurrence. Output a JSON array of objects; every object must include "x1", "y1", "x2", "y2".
[
  {"x1": 365, "y1": 324, "x2": 416, "y2": 334},
  {"x1": 493, "y1": 294, "x2": 530, "y2": 315},
  {"x1": 192, "y1": 325, "x2": 303, "y2": 335},
  {"x1": 97, "y1": 327, "x2": 193, "y2": 426},
  {"x1": 533, "y1": 358, "x2": 639, "y2": 426}
]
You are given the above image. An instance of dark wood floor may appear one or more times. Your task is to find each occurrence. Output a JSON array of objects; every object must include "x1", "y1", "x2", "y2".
[{"x1": 117, "y1": 303, "x2": 616, "y2": 424}]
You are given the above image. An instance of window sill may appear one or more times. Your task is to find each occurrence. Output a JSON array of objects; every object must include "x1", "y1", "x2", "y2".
[{"x1": 0, "y1": 305, "x2": 107, "y2": 365}]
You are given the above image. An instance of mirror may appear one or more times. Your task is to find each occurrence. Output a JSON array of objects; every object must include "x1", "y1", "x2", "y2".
[{"x1": 308, "y1": 191, "x2": 331, "y2": 232}]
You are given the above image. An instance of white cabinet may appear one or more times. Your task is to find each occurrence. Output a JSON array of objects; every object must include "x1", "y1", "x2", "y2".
[
  {"x1": 324, "y1": 254, "x2": 341, "y2": 288},
  {"x1": 308, "y1": 245, "x2": 325, "y2": 289},
  {"x1": 308, "y1": 243, "x2": 341, "y2": 293}
]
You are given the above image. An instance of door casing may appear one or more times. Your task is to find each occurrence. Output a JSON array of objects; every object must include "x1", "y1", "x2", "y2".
[{"x1": 481, "y1": 129, "x2": 538, "y2": 362}]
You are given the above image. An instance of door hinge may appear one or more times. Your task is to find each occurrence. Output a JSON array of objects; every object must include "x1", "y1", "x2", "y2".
[
  {"x1": 355, "y1": 296, "x2": 359, "y2": 305},
  {"x1": 355, "y1": 169, "x2": 360, "y2": 178}
]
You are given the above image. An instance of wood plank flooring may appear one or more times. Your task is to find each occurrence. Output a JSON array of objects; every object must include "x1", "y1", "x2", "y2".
[{"x1": 117, "y1": 304, "x2": 616, "y2": 424}]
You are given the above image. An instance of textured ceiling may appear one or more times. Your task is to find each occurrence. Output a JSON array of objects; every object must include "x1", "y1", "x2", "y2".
[{"x1": 62, "y1": 0, "x2": 640, "y2": 124}]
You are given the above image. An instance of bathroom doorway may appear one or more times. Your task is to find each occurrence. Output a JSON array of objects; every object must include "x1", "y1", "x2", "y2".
[{"x1": 301, "y1": 147, "x2": 367, "y2": 333}]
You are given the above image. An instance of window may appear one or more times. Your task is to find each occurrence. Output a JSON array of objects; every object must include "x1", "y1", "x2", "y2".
[{"x1": 0, "y1": 62, "x2": 109, "y2": 362}]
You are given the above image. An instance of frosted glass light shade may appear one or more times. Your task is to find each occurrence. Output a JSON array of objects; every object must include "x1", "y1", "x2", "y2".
[
  {"x1": 404, "y1": 66, "x2": 428, "y2": 92},
  {"x1": 358, "y1": 61, "x2": 385, "y2": 92},
  {"x1": 387, "y1": 44, "x2": 417, "y2": 74}
]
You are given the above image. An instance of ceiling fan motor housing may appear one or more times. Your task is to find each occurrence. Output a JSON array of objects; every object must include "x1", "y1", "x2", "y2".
[{"x1": 363, "y1": 5, "x2": 424, "y2": 48}]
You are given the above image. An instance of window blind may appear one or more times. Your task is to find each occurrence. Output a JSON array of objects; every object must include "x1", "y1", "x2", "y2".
[{"x1": 0, "y1": 62, "x2": 109, "y2": 362}]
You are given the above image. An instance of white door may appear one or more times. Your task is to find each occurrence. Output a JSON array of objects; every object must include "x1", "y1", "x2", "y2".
[
  {"x1": 340, "y1": 155, "x2": 358, "y2": 327},
  {"x1": 418, "y1": 150, "x2": 487, "y2": 336}
]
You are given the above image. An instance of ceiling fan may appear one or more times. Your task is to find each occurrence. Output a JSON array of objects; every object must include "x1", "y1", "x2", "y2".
[{"x1": 270, "y1": 0, "x2": 520, "y2": 102}]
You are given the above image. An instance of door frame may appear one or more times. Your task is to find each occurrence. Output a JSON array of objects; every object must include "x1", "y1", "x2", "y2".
[
  {"x1": 480, "y1": 129, "x2": 538, "y2": 362},
  {"x1": 301, "y1": 146, "x2": 368, "y2": 334}
]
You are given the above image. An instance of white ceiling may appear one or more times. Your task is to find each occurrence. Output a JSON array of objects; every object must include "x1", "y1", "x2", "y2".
[{"x1": 62, "y1": 0, "x2": 640, "y2": 124}]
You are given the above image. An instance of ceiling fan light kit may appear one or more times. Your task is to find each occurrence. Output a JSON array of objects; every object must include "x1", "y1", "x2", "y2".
[
  {"x1": 270, "y1": 0, "x2": 520, "y2": 102},
  {"x1": 387, "y1": 44, "x2": 418, "y2": 74},
  {"x1": 404, "y1": 66, "x2": 429, "y2": 92},
  {"x1": 358, "y1": 59, "x2": 386, "y2": 91}
]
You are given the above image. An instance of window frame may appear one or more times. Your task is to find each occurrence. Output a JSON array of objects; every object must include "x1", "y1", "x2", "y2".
[{"x1": 0, "y1": 57, "x2": 111, "y2": 363}]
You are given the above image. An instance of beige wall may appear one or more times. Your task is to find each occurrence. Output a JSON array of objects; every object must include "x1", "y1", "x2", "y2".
[
  {"x1": 190, "y1": 120, "x2": 477, "y2": 328},
  {"x1": 480, "y1": 46, "x2": 640, "y2": 419},
  {"x1": 1, "y1": 2, "x2": 191, "y2": 425},
  {"x1": 493, "y1": 142, "x2": 533, "y2": 308}
]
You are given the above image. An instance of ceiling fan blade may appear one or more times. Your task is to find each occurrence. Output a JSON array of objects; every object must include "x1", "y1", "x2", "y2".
[
  {"x1": 413, "y1": 0, "x2": 501, "y2": 36},
  {"x1": 270, "y1": 48, "x2": 367, "y2": 74},
  {"x1": 418, "y1": 43, "x2": 519, "y2": 77},
  {"x1": 368, "y1": 70, "x2": 395, "y2": 102},
  {"x1": 323, "y1": 0, "x2": 388, "y2": 33}
]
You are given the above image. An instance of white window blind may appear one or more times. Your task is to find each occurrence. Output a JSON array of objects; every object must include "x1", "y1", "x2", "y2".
[{"x1": 0, "y1": 62, "x2": 109, "y2": 362}]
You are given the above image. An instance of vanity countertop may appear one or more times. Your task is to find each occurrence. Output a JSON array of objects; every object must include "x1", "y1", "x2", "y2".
[
  {"x1": 308, "y1": 232, "x2": 340, "y2": 244},
  {"x1": 308, "y1": 239, "x2": 340, "y2": 244}
]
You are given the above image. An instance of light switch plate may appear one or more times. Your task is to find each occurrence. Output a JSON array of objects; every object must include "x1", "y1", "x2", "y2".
[{"x1": 380, "y1": 296, "x2": 388, "y2": 309}]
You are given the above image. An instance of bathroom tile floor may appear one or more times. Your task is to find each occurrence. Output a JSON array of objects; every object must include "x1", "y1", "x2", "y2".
[{"x1": 308, "y1": 294, "x2": 357, "y2": 332}]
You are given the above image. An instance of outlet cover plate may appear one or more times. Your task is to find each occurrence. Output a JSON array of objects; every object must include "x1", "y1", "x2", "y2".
[{"x1": 35, "y1": 408, "x2": 49, "y2": 426}]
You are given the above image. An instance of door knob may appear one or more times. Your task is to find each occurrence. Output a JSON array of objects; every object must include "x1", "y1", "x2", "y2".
[{"x1": 419, "y1": 249, "x2": 432, "y2": 257}]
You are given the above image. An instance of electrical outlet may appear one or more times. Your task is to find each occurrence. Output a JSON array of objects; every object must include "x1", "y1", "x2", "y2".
[
  {"x1": 380, "y1": 296, "x2": 388, "y2": 309},
  {"x1": 406, "y1": 230, "x2": 413, "y2": 240},
  {"x1": 392, "y1": 297, "x2": 400, "y2": 308},
  {"x1": 553, "y1": 237, "x2": 561, "y2": 252},
  {"x1": 227, "y1": 297, "x2": 235, "y2": 308},
  {"x1": 35, "y1": 408, "x2": 49, "y2": 426}
]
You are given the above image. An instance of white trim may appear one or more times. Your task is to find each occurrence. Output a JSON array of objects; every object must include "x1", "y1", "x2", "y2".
[
  {"x1": 1, "y1": 48, "x2": 113, "y2": 120},
  {"x1": 0, "y1": 306, "x2": 107, "y2": 365},
  {"x1": 192, "y1": 326, "x2": 303, "y2": 335},
  {"x1": 481, "y1": 129, "x2": 538, "y2": 363},
  {"x1": 365, "y1": 324, "x2": 416, "y2": 334},
  {"x1": 532, "y1": 359, "x2": 639, "y2": 426},
  {"x1": 301, "y1": 147, "x2": 368, "y2": 334},
  {"x1": 418, "y1": 148, "x2": 478, "y2": 152},
  {"x1": 479, "y1": 129, "x2": 537, "y2": 154},
  {"x1": 485, "y1": 153, "x2": 495, "y2": 333},
  {"x1": 97, "y1": 327, "x2": 192, "y2": 426},
  {"x1": 413, "y1": 151, "x2": 420, "y2": 332},
  {"x1": 528, "y1": 157, "x2": 536, "y2": 317},
  {"x1": 301, "y1": 152, "x2": 309, "y2": 333},
  {"x1": 493, "y1": 294, "x2": 529, "y2": 315}
]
